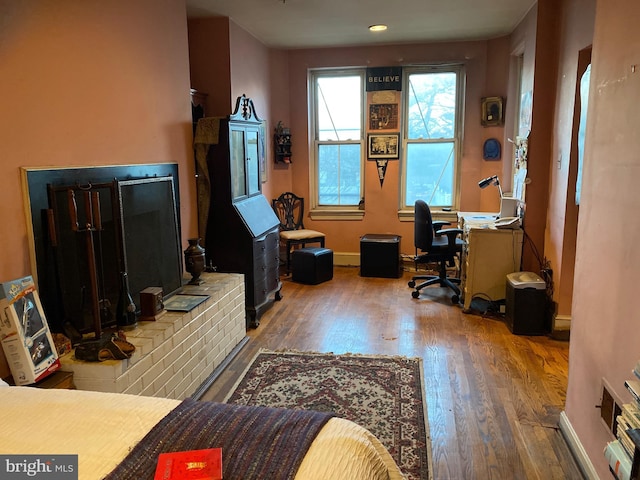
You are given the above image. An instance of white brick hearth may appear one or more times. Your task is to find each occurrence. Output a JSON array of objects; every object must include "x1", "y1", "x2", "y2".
[{"x1": 60, "y1": 272, "x2": 246, "y2": 399}]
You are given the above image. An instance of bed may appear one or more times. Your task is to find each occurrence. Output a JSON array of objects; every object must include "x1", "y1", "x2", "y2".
[{"x1": 0, "y1": 385, "x2": 405, "y2": 480}]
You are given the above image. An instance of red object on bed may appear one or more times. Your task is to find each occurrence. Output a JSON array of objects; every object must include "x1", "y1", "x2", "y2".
[{"x1": 154, "y1": 448, "x2": 222, "y2": 480}]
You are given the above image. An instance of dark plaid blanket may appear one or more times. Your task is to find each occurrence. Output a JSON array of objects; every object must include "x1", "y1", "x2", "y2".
[{"x1": 104, "y1": 398, "x2": 334, "y2": 480}]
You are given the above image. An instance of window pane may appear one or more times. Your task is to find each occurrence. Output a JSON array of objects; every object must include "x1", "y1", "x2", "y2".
[
  {"x1": 246, "y1": 129, "x2": 260, "y2": 196},
  {"x1": 407, "y1": 72, "x2": 457, "y2": 139},
  {"x1": 405, "y1": 142, "x2": 454, "y2": 207},
  {"x1": 318, "y1": 144, "x2": 361, "y2": 205},
  {"x1": 230, "y1": 129, "x2": 246, "y2": 199},
  {"x1": 317, "y1": 76, "x2": 361, "y2": 141}
]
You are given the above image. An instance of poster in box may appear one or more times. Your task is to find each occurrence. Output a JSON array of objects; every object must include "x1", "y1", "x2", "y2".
[{"x1": 0, "y1": 276, "x2": 60, "y2": 385}]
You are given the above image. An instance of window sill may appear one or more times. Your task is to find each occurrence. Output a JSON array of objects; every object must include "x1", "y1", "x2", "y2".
[
  {"x1": 309, "y1": 208, "x2": 365, "y2": 221},
  {"x1": 398, "y1": 209, "x2": 459, "y2": 224}
]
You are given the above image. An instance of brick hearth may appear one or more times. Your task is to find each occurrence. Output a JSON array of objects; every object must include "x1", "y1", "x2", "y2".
[{"x1": 59, "y1": 272, "x2": 246, "y2": 399}]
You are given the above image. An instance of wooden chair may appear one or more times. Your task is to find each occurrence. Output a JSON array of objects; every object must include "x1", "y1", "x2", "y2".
[{"x1": 272, "y1": 192, "x2": 326, "y2": 274}]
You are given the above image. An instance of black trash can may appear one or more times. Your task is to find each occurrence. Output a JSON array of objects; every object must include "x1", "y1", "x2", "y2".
[{"x1": 505, "y1": 271, "x2": 548, "y2": 335}]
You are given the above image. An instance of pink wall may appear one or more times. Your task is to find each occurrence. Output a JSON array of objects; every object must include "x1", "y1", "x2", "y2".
[
  {"x1": 283, "y1": 40, "x2": 511, "y2": 256},
  {"x1": 2, "y1": 2, "x2": 631, "y2": 473},
  {"x1": 0, "y1": 0, "x2": 196, "y2": 282},
  {"x1": 188, "y1": 17, "x2": 232, "y2": 117},
  {"x1": 566, "y1": 0, "x2": 640, "y2": 476},
  {"x1": 515, "y1": 2, "x2": 559, "y2": 274},
  {"x1": 188, "y1": 32, "x2": 512, "y2": 256},
  {"x1": 546, "y1": 0, "x2": 595, "y2": 318},
  {"x1": 268, "y1": 49, "x2": 294, "y2": 199},
  {"x1": 228, "y1": 22, "x2": 275, "y2": 202},
  {"x1": 188, "y1": 19, "x2": 288, "y2": 203}
]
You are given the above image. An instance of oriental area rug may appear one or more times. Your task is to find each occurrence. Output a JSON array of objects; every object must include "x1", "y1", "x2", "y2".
[{"x1": 224, "y1": 350, "x2": 431, "y2": 480}]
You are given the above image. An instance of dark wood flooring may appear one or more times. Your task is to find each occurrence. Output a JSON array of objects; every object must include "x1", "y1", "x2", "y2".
[{"x1": 200, "y1": 266, "x2": 583, "y2": 480}]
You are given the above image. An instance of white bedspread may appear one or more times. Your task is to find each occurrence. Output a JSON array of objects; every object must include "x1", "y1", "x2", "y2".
[{"x1": 0, "y1": 387, "x2": 405, "y2": 480}]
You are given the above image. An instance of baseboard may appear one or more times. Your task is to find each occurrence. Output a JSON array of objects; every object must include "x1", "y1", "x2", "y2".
[
  {"x1": 332, "y1": 251, "x2": 448, "y2": 274},
  {"x1": 333, "y1": 252, "x2": 360, "y2": 266},
  {"x1": 554, "y1": 314, "x2": 572, "y2": 330},
  {"x1": 559, "y1": 411, "x2": 599, "y2": 480}
]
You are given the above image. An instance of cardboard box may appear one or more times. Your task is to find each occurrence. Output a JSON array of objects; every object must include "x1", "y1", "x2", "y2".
[{"x1": 0, "y1": 276, "x2": 60, "y2": 385}]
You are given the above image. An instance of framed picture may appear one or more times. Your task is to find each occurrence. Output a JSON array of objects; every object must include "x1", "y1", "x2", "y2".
[
  {"x1": 367, "y1": 133, "x2": 400, "y2": 159},
  {"x1": 369, "y1": 103, "x2": 399, "y2": 130},
  {"x1": 481, "y1": 96, "x2": 505, "y2": 126}
]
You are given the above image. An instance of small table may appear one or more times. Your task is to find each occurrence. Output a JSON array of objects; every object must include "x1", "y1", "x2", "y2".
[{"x1": 360, "y1": 234, "x2": 402, "y2": 278}]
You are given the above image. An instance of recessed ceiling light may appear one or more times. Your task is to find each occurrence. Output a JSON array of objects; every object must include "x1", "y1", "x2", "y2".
[{"x1": 369, "y1": 24, "x2": 388, "y2": 32}]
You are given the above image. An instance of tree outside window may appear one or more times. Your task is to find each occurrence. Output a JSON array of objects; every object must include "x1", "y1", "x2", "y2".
[{"x1": 403, "y1": 67, "x2": 462, "y2": 209}]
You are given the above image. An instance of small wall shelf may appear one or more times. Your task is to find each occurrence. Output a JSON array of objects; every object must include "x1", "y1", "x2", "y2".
[{"x1": 274, "y1": 123, "x2": 291, "y2": 163}]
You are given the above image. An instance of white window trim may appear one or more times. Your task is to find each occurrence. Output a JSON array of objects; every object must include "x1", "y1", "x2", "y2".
[
  {"x1": 398, "y1": 64, "x2": 466, "y2": 218},
  {"x1": 309, "y1": 68, "x2": 366, "y2": 220}
]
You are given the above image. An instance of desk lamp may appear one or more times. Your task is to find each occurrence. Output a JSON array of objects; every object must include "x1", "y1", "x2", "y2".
[
  {"x1": 478, "y1": 175, "x2": 503, "y2": 198},
  {"x1": 478, "y1": 175, "x2": 519, "y2": 218}
]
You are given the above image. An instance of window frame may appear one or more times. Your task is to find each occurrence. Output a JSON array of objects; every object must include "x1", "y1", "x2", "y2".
[
  {"x1": 309, "y1": 68, "x2": 366, "y2": 220},
  {"x1": 399, "y1": 64, "x2": 465, "y2": 219}
]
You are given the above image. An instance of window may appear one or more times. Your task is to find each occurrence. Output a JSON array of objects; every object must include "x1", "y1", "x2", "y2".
[
  {"x1": 402, "y1": 66, "x2": 463, "y2": 209},
  {"x1": 576, "y1": 63, "x2": 591, "y2": 205},
  {"x1": 310, "y1": 70, "x2": 364, "y2": 211}
]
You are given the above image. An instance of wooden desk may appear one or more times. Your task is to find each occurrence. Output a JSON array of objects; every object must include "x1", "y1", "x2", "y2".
[{"x1": 458, "y1": 213, "x2": 523, "y2": 311}]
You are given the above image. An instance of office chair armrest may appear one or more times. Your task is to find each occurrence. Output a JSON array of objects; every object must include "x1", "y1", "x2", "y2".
[
  {"x1": 432, "y1": 221, "x2": 451, "y2": 233},
  {"x1": 437, "y1": 228, "x2": 463, "y2": 245}
]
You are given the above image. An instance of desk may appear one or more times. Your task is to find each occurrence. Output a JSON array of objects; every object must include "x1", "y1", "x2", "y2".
[{"x1": 458, "y1": 213, "x2": 523, "y2": 311}]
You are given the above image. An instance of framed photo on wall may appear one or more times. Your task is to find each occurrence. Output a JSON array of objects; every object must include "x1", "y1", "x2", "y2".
[
  {"x1": 369, "y1": 103, "x2": 399, "y2": 130},
  {"x1": 367, "y1": 133, "x2": 400, "y2": 159},
  {"x1": 481, "y1": 96, "x2": 505, "y2": 126}
]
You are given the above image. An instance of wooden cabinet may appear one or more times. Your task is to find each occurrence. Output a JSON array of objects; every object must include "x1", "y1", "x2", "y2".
[
  {"x1": 458, "y1": 213, "x2": 523, "y2": 311},
  {"x1": 202, "y1": 95, "x2": 282, "y2": 328}
]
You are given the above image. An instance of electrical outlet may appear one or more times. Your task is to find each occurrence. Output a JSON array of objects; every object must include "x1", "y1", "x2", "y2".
[
  {"x1": 601, "y1": 385, "x2": 615, "y2": 430},
  {"x1": 600, "y1": 382, "x2": 622, "y2": 434}
]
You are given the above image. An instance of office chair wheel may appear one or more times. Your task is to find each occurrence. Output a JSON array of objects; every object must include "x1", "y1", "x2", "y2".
[
  {"x1": 408, "y1": 280, "x2": 416, "y2": 288},
  {"x1": 411, "y1": 290, "x2": 420, "y2": 299},
  {"x1": 451, "y1": 294, "x2": 459, "y2": 304}
]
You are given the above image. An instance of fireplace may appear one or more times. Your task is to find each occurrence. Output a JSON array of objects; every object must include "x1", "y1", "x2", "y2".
[{"x1": 22, "y1": 164, "x2": 183, "y2": 336}]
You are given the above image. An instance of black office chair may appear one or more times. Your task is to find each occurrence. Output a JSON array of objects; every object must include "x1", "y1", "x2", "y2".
[
  {"x1": 408, "y1": 199, "x2": 464, "y2": 304},
  {"x1": 272, "y1": 192, "x2": 326, "y2": 274}
]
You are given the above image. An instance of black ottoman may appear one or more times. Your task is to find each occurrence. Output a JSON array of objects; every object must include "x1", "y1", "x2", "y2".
[
  {"x1": 360, "y1": 234, "x2": 402, "y2": 278},
  {"x1": 291, "y1": 247, "x2": 334, "y2": 284}
]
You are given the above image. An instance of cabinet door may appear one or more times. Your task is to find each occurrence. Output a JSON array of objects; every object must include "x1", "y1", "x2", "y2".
[
  {"x1": 230, "y1": 127, "x2": 246, "y2": 199},
  {"x1": 246, "y1": 127, "x2": 260, "y2": 196}
]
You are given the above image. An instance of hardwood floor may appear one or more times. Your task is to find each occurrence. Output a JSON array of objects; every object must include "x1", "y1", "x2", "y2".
[{"x1": 200, "y1": 266, "x2": 583, "y2": 480}]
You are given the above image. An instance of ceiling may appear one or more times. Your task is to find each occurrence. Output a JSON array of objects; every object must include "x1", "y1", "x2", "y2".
[{"x1": 185, "y1": 0, "x2": 537, "y2": 49}]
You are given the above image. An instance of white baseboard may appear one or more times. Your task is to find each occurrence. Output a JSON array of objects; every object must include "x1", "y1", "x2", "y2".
[
  {"x1": 333, "y1": 252, "x2": 360, "y2": 267},
  {"x1": 554, "y1": 314, "x2": 572, "y2": 330},
  {"x1": 559, "y1": 411, "x2": 599, "y2": 480}
]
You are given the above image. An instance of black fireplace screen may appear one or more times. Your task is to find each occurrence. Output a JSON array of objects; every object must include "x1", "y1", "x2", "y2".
[{"x1": 22, "y1": 164, "x2": 183, "y2": 335}]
